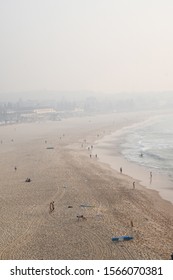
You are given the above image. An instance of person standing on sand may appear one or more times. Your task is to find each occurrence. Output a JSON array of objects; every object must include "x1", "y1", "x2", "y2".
[
  {"x1": 120, "y1": 167, "x2": 122, "y2": 173},
  {"x1": 133, "y1": 181, "x2": 135, "y2": 189},
  {"x1": 150, "y1": 171, "x2": 152, "y2": 183}
]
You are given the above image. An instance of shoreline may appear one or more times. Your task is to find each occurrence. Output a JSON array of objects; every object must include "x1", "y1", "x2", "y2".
[{"x1": 94, "y1": 114, "x2": 173, "y2": 206}]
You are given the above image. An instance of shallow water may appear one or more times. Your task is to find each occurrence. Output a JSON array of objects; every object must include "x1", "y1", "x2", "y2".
[
  {"x1": 94, "y1": 112, "x2": 173, "y2": 204},
  {"x1": 120, "y1": 113, "x2": 173, "y2": 181}
]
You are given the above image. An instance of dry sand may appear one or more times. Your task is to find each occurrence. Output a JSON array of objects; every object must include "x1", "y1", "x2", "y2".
[{"x1": 0, "y1": 112, "x2": 173, "y2": 260}]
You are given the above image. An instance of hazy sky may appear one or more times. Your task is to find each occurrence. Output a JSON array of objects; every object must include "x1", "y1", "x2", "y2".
[{"x1": 0, "y1": 0, "x2": 173, "y2": 93}]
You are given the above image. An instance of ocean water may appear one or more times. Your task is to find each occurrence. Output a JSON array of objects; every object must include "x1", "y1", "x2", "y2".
[{"x1": 120, "y1": 114, "x2": 173, "y2": 181}]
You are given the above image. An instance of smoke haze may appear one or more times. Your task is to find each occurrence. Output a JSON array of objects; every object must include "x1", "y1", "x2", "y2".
[{"x1": 1, "y1": 0, "x2": 173, "y2": 96}]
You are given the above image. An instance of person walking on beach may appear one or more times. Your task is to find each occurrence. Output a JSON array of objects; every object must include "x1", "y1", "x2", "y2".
[
  {"x1": 120, "y1": 167, "x2": 122, "y2": 173},
  {"x1": 150, "y1": 171, "x2": 152, "y2": 183},
  {"x1": 49, "y1": 201, "x2": 55, "y2": 213},
  {"x1": 133, "y1": 181, "x2": 135, "y2": 189},
  {"x1": 130, "y1": 220, "x2": 134, "y2": 235}
]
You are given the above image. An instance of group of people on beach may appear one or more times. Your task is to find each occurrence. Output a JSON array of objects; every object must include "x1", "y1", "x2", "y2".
[
  {"x1": 119, "y1": 166, "x2": 153, "y2": 189},
  {"x1": 81, "y1": 140, "x2": 98, "y2": 159}
]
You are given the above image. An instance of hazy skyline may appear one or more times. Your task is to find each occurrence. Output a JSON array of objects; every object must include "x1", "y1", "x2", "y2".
[{"x1": 1, "y1": 0, "x2": 173, "y2": 94}]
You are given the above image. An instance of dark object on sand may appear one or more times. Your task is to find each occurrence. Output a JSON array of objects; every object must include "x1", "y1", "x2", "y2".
[
  {"x1": 112, "y1": 235, "x2": 133, "y2": 242},
  {"x1": 25, "y1": 178, "x2": 31, "y2": 182},
  {"x1": 80, "y1": 204, "x2": 94, "y2": 208},
  {"x1": 46, "y1": 147, "x2": 54, "y2": 149},
  {"x1": 68, "y1": 206, "x2": 73, "y2": 208},
  {"x1": 49, "y1": 201, "x2": 55, "y2": 213},
  {"x1": 77, "y1": 215, "x2": 87, "y2": 221}
]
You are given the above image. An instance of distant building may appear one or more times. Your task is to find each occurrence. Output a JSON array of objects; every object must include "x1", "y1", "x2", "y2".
[{"x1": 34, "y1": 108, "x2": 56, "y2": 114}]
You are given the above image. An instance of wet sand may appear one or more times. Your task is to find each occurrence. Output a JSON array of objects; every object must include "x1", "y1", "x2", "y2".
[
  {"x1": 0, "y1": 112, "x2": 173, "y2": 260},
  {"x1": 94, "y1": 116, "x2": 173, "y2": 205}
]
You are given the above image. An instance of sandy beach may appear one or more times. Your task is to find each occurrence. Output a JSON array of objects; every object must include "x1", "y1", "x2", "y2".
[{"x1": 0, "y1": 111, "x2": 173, "y2": 260}]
